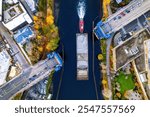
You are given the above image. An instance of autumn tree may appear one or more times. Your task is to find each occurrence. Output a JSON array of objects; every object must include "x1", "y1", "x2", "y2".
[{"x1": 98, "y1": 54, "x2": 104, "y2": 61}]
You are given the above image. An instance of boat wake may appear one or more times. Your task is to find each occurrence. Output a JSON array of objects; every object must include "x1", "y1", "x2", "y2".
[{"x1": 77, "y1": 0, "x2": 86, "y2": 19}]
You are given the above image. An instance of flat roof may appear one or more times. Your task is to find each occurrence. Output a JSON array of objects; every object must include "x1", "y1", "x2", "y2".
[
  {"x1": 2, "y1": 2, "x2": 33, "y2": 31},
  {"x1": 144, "y1": 39, "x2": 150, "y2": 73},
  {"x1": 14, "y1": 26, "x2": 34, "y2": 44},
  {"x1": 25, "y1": 0, "x2": 36, "y2": 12},
  {"x1": 0, "y1": 0, "x2": 2, "y2": 21},
  {"x1": 112, "y1": 29, "x2": 150, "y2": 71},
  {"x1": 0, "y1": 50, "x2": 11, "y2": 86},
  {"x1": 5, "y1": 0, "x2": 18, "y2": 4}
]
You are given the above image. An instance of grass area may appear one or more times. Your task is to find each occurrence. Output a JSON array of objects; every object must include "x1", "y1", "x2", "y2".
[
  {"x1": 12, "y1": 93, "x2": 22, "y2": 100},
  {"x1": 46, "y1": 71, "x2": 54, "y2": 97},
  {"x1": 100, "y1": 39, "x2": 107, "y2": 63},
  {"x1": 115, "y1": 72, "x2": 135, "y2": 94}
]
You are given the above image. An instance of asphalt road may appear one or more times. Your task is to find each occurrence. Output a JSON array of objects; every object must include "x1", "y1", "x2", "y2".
[
  {"x1": 106, "y1": 0, "x2": 150, "y2": 33},
  {"x1": 0, "y1": 59, "x2": 56, "y2": 100}
]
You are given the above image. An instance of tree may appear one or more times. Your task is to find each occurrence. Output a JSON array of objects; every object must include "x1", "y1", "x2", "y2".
[
  {"x1": 38, "y1": 0, "x2": 47, "y2": 15},
  {"x1": 33, "y1": 16, "x2": 38, "y2": 21},
  {"x1": 102, "y1": 79, "x2": 107, "y2": 85},
  {"x1": 37, "y1": 46, "x2": 43, "y2": 52},
  {"x1": 46, "y1": 15, "x2": 54, "y2": 25},
  {"x1": 98, "y1": 54, "x2": 104, "y2": 61},
  {"x1": 31, "y1": 0, "x2": 60, "y2": 63},
  {"x1": 116, "y1": 92, "x2": 121, "y2": 98}
]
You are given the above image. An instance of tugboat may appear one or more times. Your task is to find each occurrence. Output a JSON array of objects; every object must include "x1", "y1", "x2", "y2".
[{"x1": 79, "y1": 18, "x2": 84, "y2": 33}]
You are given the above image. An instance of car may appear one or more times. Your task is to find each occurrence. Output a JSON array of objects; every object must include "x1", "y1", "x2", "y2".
[
  {"x1": 29, "y1": 77, "x2": 36, "y2": 81},
  {"x1": 22, "y1": 84, "x2": 27, "y2": 88},
  {"x1": 125, "y1": 9, "x2": 130, "y2": 13},
  {"x1": 113, "y1": 17, "x2": 117, "y2": 21},
  {"x1": 118, "y1": 16, "x2": 122, "y2": 19},
  {"x1": 6, "y1": 44, "x2": 10, "y2": 49},
  {"x1": 44, "y1": 80, "x2": 48, "y2": 84},
  {"x1": 120, "y1": 12, "x2": 126, "y2": 16},
  {"x1": 137, "y1": 2, "x2": 141, "y2": 6},
  {"x1": 9, "y1": 48, "x2": 14, "y2": 55},
  {"x1": 27, "y1": 80, "x2": 31, "y2": 84}
]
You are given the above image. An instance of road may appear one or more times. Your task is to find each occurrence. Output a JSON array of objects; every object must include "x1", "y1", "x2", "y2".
[
  {"x1": 0, "y1": 23, "x2": 30, "y2": 69},
  {"x1": 0, "y1": 58, "x2": 57, "y2": 100},
  {"x1": 105, "y1": 0, "x2": 150, "y2": 33}
]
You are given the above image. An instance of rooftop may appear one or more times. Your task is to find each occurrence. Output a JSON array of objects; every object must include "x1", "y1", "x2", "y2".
[
  {"x1": 2, "y1": 2, "x2": 33, "y2": 31},
  {"x1": 25, "y1": 0, "x2": 36, "y2": 12},
  {"x1": 0, "y1": 0, "x2": 2, "y2": 21},
  {"x1": 14, "y1": 26, "x2": 34, "y2": 44},
  {"x1": 144, "y1": 39, "x2": 150, "y2": 75},
  {"x1": 113, "y1": 29, "x2": 150, "y2": 71},
  {"x1": 5, "y1": 0, "x2": 18, "y2": 4},
  {"x1": 0, "y1": 50, "x2": 11, "y2": 86}
]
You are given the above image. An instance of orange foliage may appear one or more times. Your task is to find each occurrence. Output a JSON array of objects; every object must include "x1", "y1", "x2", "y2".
[
  {"x1": 46, "y1": 15, "x2": 54, "y2": 25},
  {"x1": 38, "y1": 46, "x2": 43, "y2": 52}
]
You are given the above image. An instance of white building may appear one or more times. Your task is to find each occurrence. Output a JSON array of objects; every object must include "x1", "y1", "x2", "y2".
[
  {"x1": 124, "y1": 90, "x2": 142, "y2": 100},
  {"x1": 25, "y1": 0, "x2": 36, "y2": 12},
  {"x1": 0, "y1": 0, "x2": 2, "y2": 21},
  {"x1": 0, "y1": 50, "x2": 12, "y2": 86},
  {"x1": 2, "y1": 1, "x2": 33, "y2": 31},
  {"x1": 5, "y1": 0, "x2": 18, "y2": 4},
  {"x1": 139, "y1": 73, "x2": 148, "y2": 83}
]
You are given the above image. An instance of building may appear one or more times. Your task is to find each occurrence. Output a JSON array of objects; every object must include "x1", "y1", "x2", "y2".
[
  {"x1": 13, "y1": 26, "x2": 34, "y2": 45},
  {"x1": 144, "y1": 39, "x2": 150, "y2": 77},
  {"x1": 112, "y1": 29, "x2": 150, "y2": 71},
  {"x1": 124, "y1": 90, "x2": 142, "y2": 100},
  {"x1": 5, "y1": 0, "x2": 18, "y2": 4},
  {"x1": 2, "y1": 1, "x2": 33, "y2": 31},
  {"x1": 144, "y1": 39, "x2": 150, "y2": 98},
  {"x1": 116, "y1": 0, "x2": 123, "y2": 4},
  {"x1": 25, "y1": 0, "x2": 37, "y2": 13},
  {"x1": 0, "y1": 0, "x2": 2, "y2": 21},
  {"x1": 0, "y1": 50, "x2": 11, "y2": 86},
  {"x1": 94, "y1": 0, "x2": 150, "y2": 39}
]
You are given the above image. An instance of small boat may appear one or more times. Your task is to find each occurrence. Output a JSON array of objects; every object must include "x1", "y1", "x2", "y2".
[{"x1": 79, "y1": 18, "x2": 84, "y2": 33}]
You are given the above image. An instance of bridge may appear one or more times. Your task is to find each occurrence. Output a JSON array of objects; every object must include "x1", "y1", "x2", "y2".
[
  {"x1": 94, "y1": 0, "x2": 150, "y2": 39},
  {"x1": 0, "y1": 52, "x2": 63, "y2": 100}
]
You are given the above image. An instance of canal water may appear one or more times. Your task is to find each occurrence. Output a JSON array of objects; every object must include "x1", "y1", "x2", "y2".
[{"x1": 53, "y1": 0, "x2": 103, "y2": 100}]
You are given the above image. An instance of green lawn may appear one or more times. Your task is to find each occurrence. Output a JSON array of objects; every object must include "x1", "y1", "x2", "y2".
[{"x1": 115, "y1": 72, "x2": 135, "y2": 94}]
